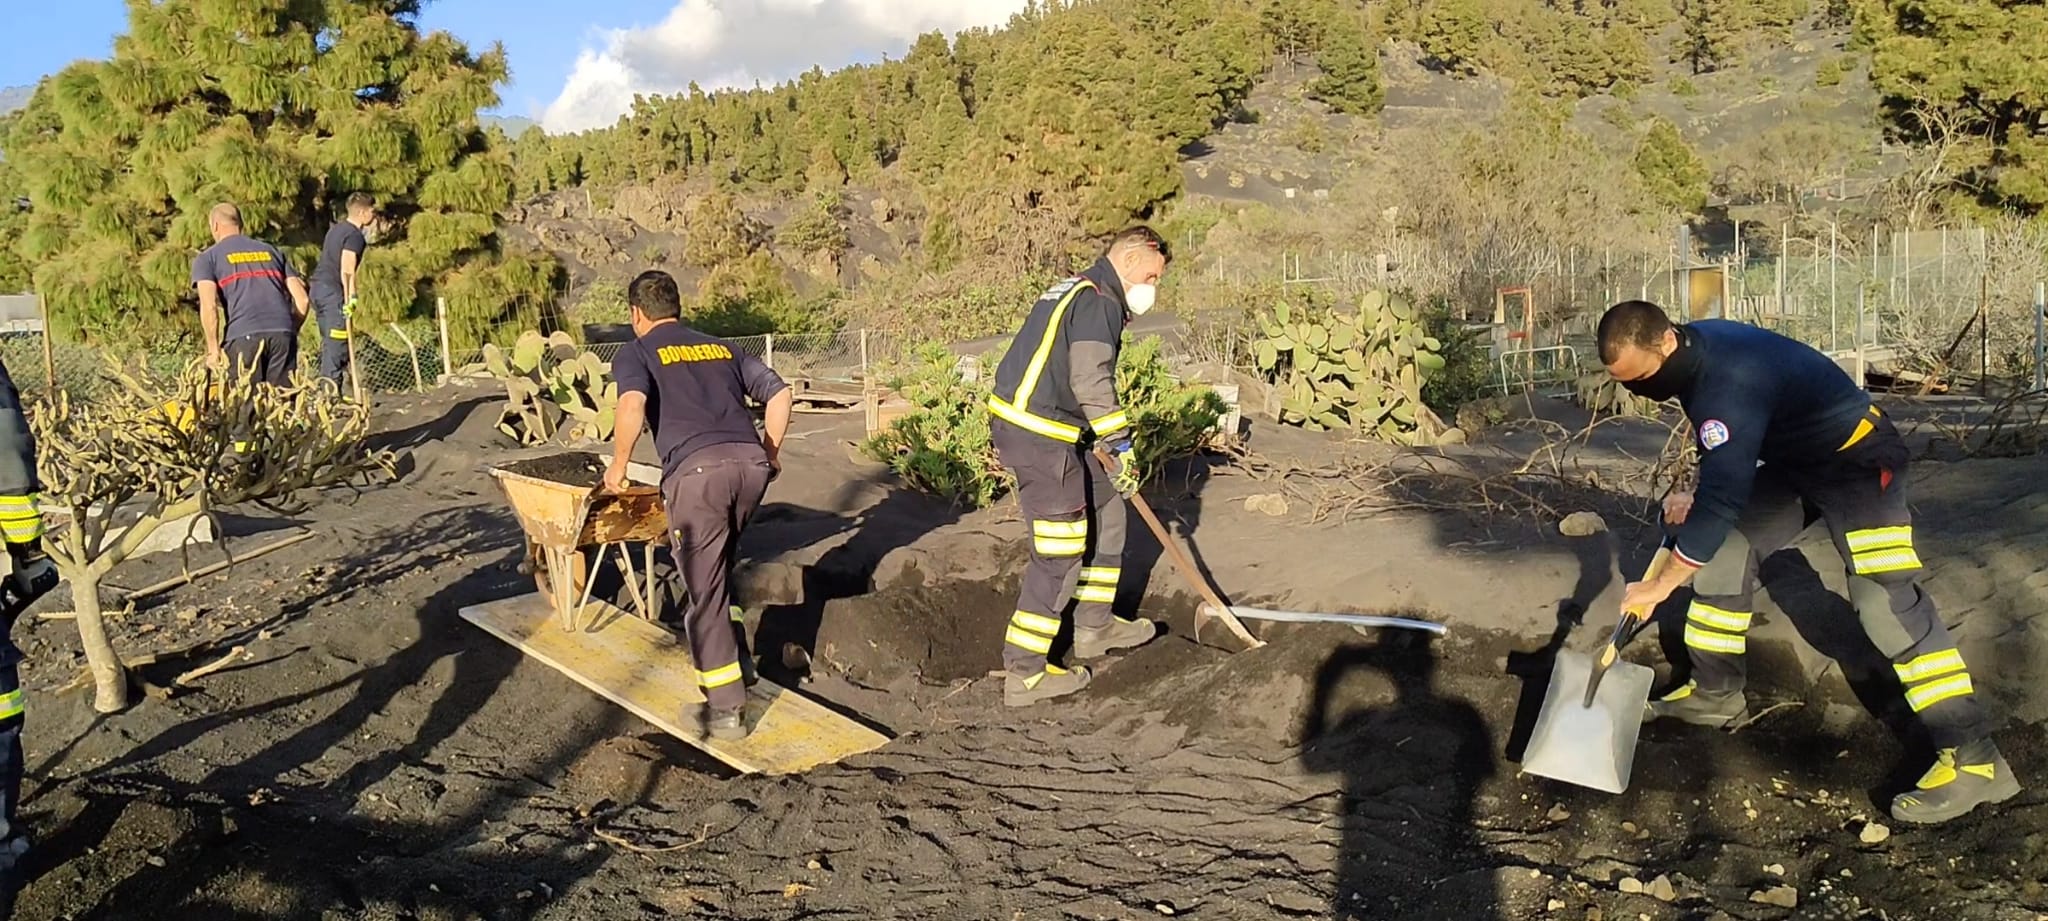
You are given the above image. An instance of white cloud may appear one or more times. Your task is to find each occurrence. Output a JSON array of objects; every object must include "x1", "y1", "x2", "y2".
[{"x1": 542, "y1": 0, "x2": 1029, "y2": 134}]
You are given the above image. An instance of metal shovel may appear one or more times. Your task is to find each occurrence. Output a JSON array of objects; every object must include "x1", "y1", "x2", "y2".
[{"x1": 1520, "y1": 545, "x2": 1673, "y2": 795}]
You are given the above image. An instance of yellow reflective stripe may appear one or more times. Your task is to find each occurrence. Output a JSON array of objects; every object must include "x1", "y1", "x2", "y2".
[
  {"x1": 233, "y1": 441, "x2": 252, "y2": 453},
  {"x1": 0, "y1": 689, "x2": 21, "y2": 721},
  {"x1": 1, "y1": 520, "x2": 44, "y2": 543},
  {"x1": 1005, "y1": 626, "x2": 1054, "y2": 654},
  {"x1": 988, "y1": 396, "x2": 1082, "y2": 443},
  {"x1": 1895, "y1": 649, "x2": 1967, "y2": 683},
  {"x1": 1846, "y1": 526, "x2": 1913, "y2": 552},
  {"x1": 328, "y1": 328, "x2": 351, "y2": 340},
  {"x1": 1905, "y1": 674, "x2": 1974, "y2": 712},
  {"x1": 0, "y1": 495, "x2": 38, "y2": 514},
  {"x1": 1658, "y1": 681, "x2": 1696, "y2": 702},
  {"x1": 729, "y1": 605, "x2": 744, "y2": 623},
  {"x1": 0, "y1": 509, "x2": 40, "y2": 522},
  {"x1": 1034, "y1": 537, "x2": 1086, "y2": 557},
  {"x1": 1089, "y1": 409, "x2": 1130, "y2": 436},
  {"x1": 1010, "y1": 279, "x2": 1096, "y2": 409},
  {"x1": 1686, "y1": 602, "x2": 1753, "y2": 633},
  {"x1": 1684, "y1": 624, "x2": 1747, "y2": 655},
  {"x1": 700, "y1": 663, "x2": 744, "y2": 689},
  {"x1": 1032, "y1": 519, "x2": 1088, "y2": 539},
  {"x1": 1011, "y1": 611, "x2": 1062, "y2": 636},
  {"x1": 1853, "y1": 548, "x2": 1923, "y2": 575},
  {"x1": 1079, "y1": 567, "x2": 1120, "y2": 583},
  {"x1": 1839, "y1": 417, "x2": 1874, "y2": 451},
  {"x1": 1074, "y1": 585, "x2": 1116, "y2": 603}
]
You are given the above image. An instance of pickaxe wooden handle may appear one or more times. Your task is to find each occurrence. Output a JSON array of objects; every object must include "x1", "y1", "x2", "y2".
[{"x1": 1094, "y1": 447, "x2": 1263, "y2": 650}]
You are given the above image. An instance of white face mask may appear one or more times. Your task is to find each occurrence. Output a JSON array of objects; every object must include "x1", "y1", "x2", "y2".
[{"x1": 1125, "y1": 283, "x2": 1157, "y2": 315}]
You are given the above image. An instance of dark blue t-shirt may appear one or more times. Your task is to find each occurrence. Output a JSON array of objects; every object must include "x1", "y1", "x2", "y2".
[
  {"x1": 612, "y1": 322, "x2": 789, "y2": 476},
  {"x1": 312, "y1": 220, "x2": 366, "y2": 304},
  {"x1": 191, "y1": 235, "x2": 300, "y2": 339}
]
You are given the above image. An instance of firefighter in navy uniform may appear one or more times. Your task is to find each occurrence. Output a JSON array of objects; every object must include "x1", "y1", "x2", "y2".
[
  {"x1": 605, "y1": 270, "x2": 793, "y2": 742},
  {"x1": 0, "y1": 355, "x2": 59, "y2": 917},
  {"x1": 1599, "y1": 300, "x2": 2020, "y2": 825},
  {"x1": 987, "y1": 226, "x2": 1170, "y2": 707}
]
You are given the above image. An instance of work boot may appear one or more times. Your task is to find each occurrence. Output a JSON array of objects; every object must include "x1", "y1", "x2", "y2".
[
  {"x1": 1641, "y1": 681, "x2": 1746, "y2": 728},
  {"x1": 1072, "y1": 617, "x2": 1158, "y2": 659},
  {"x1": 705, "y1": 706, "x2": 749, "y2": 742},
  {"x1": 1004, "y1": 664, "x2": 1092, "y2": 707},
  {"x1": 1891, "y1": 739, "x2": 2022, "y2": 825}
]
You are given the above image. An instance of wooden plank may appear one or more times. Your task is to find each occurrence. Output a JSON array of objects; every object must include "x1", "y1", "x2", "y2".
[{"x1": 459, "y1": 593, "x2": 891, "y2": 775}]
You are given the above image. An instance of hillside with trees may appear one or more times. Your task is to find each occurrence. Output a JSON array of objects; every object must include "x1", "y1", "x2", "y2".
[{"x1": 0, "y1": 0, "x2": 2040, "y2": 350}]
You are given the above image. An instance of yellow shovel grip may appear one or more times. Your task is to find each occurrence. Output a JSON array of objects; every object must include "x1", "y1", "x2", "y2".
[{"x1": 1622, "y1": 545, "x2": 1675, "y2": 619}]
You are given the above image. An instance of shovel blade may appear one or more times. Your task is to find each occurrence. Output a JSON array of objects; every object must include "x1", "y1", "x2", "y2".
[{"x1": 1521, "y1": 649, "x2": 1655, "y2": 794}]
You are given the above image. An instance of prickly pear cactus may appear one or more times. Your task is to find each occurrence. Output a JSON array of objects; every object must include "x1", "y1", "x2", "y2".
[
  {"x1": 1251, "y1": 290, "x2": 1456, "y2": 444},
  {"x1": 478, "y1": 329, "x2": 618, "y2": 445}
]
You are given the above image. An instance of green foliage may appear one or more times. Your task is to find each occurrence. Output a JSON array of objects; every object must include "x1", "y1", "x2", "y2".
[
  {"x1": 1112, "y1": 336, "x2": 1231, "y2": 483},
  {"x1": 1860, "y1": 0, "x2": 2048, "y2": 215},
  {"x1": 1418, "y1": 306, "x2": 1494, "y2": 417},
  {"x1": 683, "y1": 191, "x2": 765, "y2": 269},
  {"x1": 1251, "y1": 291, "x2": 1456, "y2": 445},
  {"x1": 0, "y1": 1, "x2": 560, "y2": 348},
  {"x1": 776, "y1": 192, "x2": 851, "y2": 258},
  {"x1": 862, "y1": 343, "x2": 1003, "y2": 508},
  {"x1": 573, "y1": 278, "x2": 630, "y2": 324},
  {"x1": 692, "y1": 251, "x2": 836, "y2": 337},
  {"x1": 1308, "y1": 14, "x2": 1385, "y2": 115},
  {"x1": 863, "y1": 337, "x2": 1227, "y2": 508},
  {"x1": 1815, "y1": 54, "x2": 1853, "y2": 87},
  {"x1": 1635, "y1": 117, "x2": 1711, "y2": 216},
  {"x1": 479, "y1": 330, "x2": 618, "y2": 444}
]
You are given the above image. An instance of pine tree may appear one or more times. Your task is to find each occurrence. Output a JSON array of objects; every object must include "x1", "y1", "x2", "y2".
[
  {"x1": 1, "y1": 0, "x2": 560, "y2": 347},
  {"x1": 1309, "y1": 13, "x2": 1386, "y2": 115},
  {"x1": 1634, "y1": 117, "x2": 1710, "y2": 216}
]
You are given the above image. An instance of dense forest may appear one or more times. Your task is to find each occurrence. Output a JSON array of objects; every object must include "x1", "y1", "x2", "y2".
[{"x1": 0, "y1": 0, "x2": 2040, "y2": 349}]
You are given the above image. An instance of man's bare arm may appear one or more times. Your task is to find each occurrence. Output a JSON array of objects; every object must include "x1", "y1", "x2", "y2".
[
  {"x1": 196, "y1": 281, "x2": 223, "y2": 358},
  {"x1": 341, "y1": 250, "x2": 359, "y2": 303},
  {"x1": 287, "y1": 277, "x2": 311, "y2": 325}
]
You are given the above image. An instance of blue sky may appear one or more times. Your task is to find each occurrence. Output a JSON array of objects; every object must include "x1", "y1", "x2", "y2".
[{"x1": 1, "y1": 1, "x2": 1030, "y2": 131}]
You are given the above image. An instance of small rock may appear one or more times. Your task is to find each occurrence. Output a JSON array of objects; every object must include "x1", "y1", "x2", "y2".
[
  {"x1": 1621, "y1": 822, "x2": 1638, "y2": 835},
  {"x1": 1840, "y1": 869, "x2": 1853, "y2": 878},
  {"x1": 1860, "y1": 821, "x2": 1891, "y2": 845},
  {"x1": 1547, "y1": 804, "x2": 1572, "y2": 822},
  {"x1": 1619, "y1": 877, "x2": 1644, "y2": 894},
  {"x1": 1649, "y1": 875, "x2": 1676, "y2": 902},
  {"x1": 1548, "y1": 899, "x2": 1566, "y2": 912},
  {"x1": 1154, "y1": 904, "x2": 1176, "y2": 916},
  {"x1": 1764, "y1": 863, "x2": 1786, "y2": 876},
  {"x1": 806, "y1": 859, "x2": 822, "y2": 871},
  {"x1": 145, "y1": 855, "x2": 166, "y2": 867},
  {"x1": 1244, "y1": 493, "x2": 1290, "y2": 517},
  {"x1": 1559, "y1": 511, "x2": 1607, "y2": 537},
  {"x1": 1750, "y1": 885, "x2": 1799, "y2": 908}
]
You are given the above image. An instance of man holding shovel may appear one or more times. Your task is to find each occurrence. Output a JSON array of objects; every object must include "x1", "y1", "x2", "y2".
[
  {"x1": 1599, "y1": 300, "x2": 2019, "y2": 825},
  {"x1": 985, "y1": 226, "x2": 1169, "y2": 706}
]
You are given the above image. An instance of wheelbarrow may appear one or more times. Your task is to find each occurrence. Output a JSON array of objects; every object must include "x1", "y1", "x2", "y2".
[{"x1": 486, "y1": 455, "x2": 669, "y2": 631}]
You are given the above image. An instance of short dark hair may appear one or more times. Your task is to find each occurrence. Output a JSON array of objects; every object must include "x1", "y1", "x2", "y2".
[
  {"x1": 1107, "y1": 225, "x2": 1171, "y2": 265},
  {"x1": 629, "y1": 270, "x2": 684, "y2": 321},
  {"x1": 1597, "y1": 300, "x2": 1673, "y2": 363},
  {"x1": 345, "y1": 192, "x2": 377, "y2": 213}
]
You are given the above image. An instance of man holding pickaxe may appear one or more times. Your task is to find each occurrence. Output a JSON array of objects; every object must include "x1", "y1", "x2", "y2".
[{"x1": 985, "y1": 227, "x2": 1171, "y2": 706}]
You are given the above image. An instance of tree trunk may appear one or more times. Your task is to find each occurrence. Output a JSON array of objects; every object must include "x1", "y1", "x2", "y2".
[{"x1": 71, "y1": 578, "x2": 130, "y2": 713}]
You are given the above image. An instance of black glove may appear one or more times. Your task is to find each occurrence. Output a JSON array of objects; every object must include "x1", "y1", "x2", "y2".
[{"x1": 3, "y1": 540, "x2": 57, "y2": 616}]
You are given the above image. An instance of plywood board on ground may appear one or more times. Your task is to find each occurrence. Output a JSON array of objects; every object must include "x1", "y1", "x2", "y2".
[{"x1": 459, "y1": 593, "x2": 891, "y2": 774}]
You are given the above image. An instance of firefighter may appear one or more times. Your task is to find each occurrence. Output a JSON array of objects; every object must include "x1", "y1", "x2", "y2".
[
  {"x1": 987, "y1": 226, "x2": 1170, "y2": 706},
  {"x1": 1599, "y1": 300, "x2": 2019, "y2": 825},
  {"x1": 604, "y1": 270, "x2": 791, "y2": 742},
  {"x1": 0, "y1": 354, "x2": 59, "y2": 917}
]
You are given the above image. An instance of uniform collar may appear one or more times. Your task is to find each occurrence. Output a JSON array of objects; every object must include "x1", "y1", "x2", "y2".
[{"x1": 1081, "y1": 257, "x2": 1127, "y2": 307}]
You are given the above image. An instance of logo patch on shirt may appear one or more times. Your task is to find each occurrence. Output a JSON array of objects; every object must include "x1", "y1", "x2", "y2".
[{"x1": 1699, "y1": 419, "x2": 1730, "y2": 450}]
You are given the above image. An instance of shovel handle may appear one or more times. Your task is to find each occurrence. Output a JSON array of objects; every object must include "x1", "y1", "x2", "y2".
[{"x1": 1092, "y1": 446, "x2": 1262, "y2": 650}]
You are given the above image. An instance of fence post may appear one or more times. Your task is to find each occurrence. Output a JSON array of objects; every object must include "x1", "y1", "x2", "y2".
[
  {"x1": 859, "y1": 329, "x2": 869, "y2": 377},
  {"x1": 35, "y1": 293, "x2": 55, "y2": 395},
  {"x1": 2034, "y1": 282, "x2": 2045, "y2": 393},
  {"x1": 435, "y1": 297, "x2": 454, "y2": 381},
  {"x1": 764, "y1": 333, "x2": 775, "y2": 370}
]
